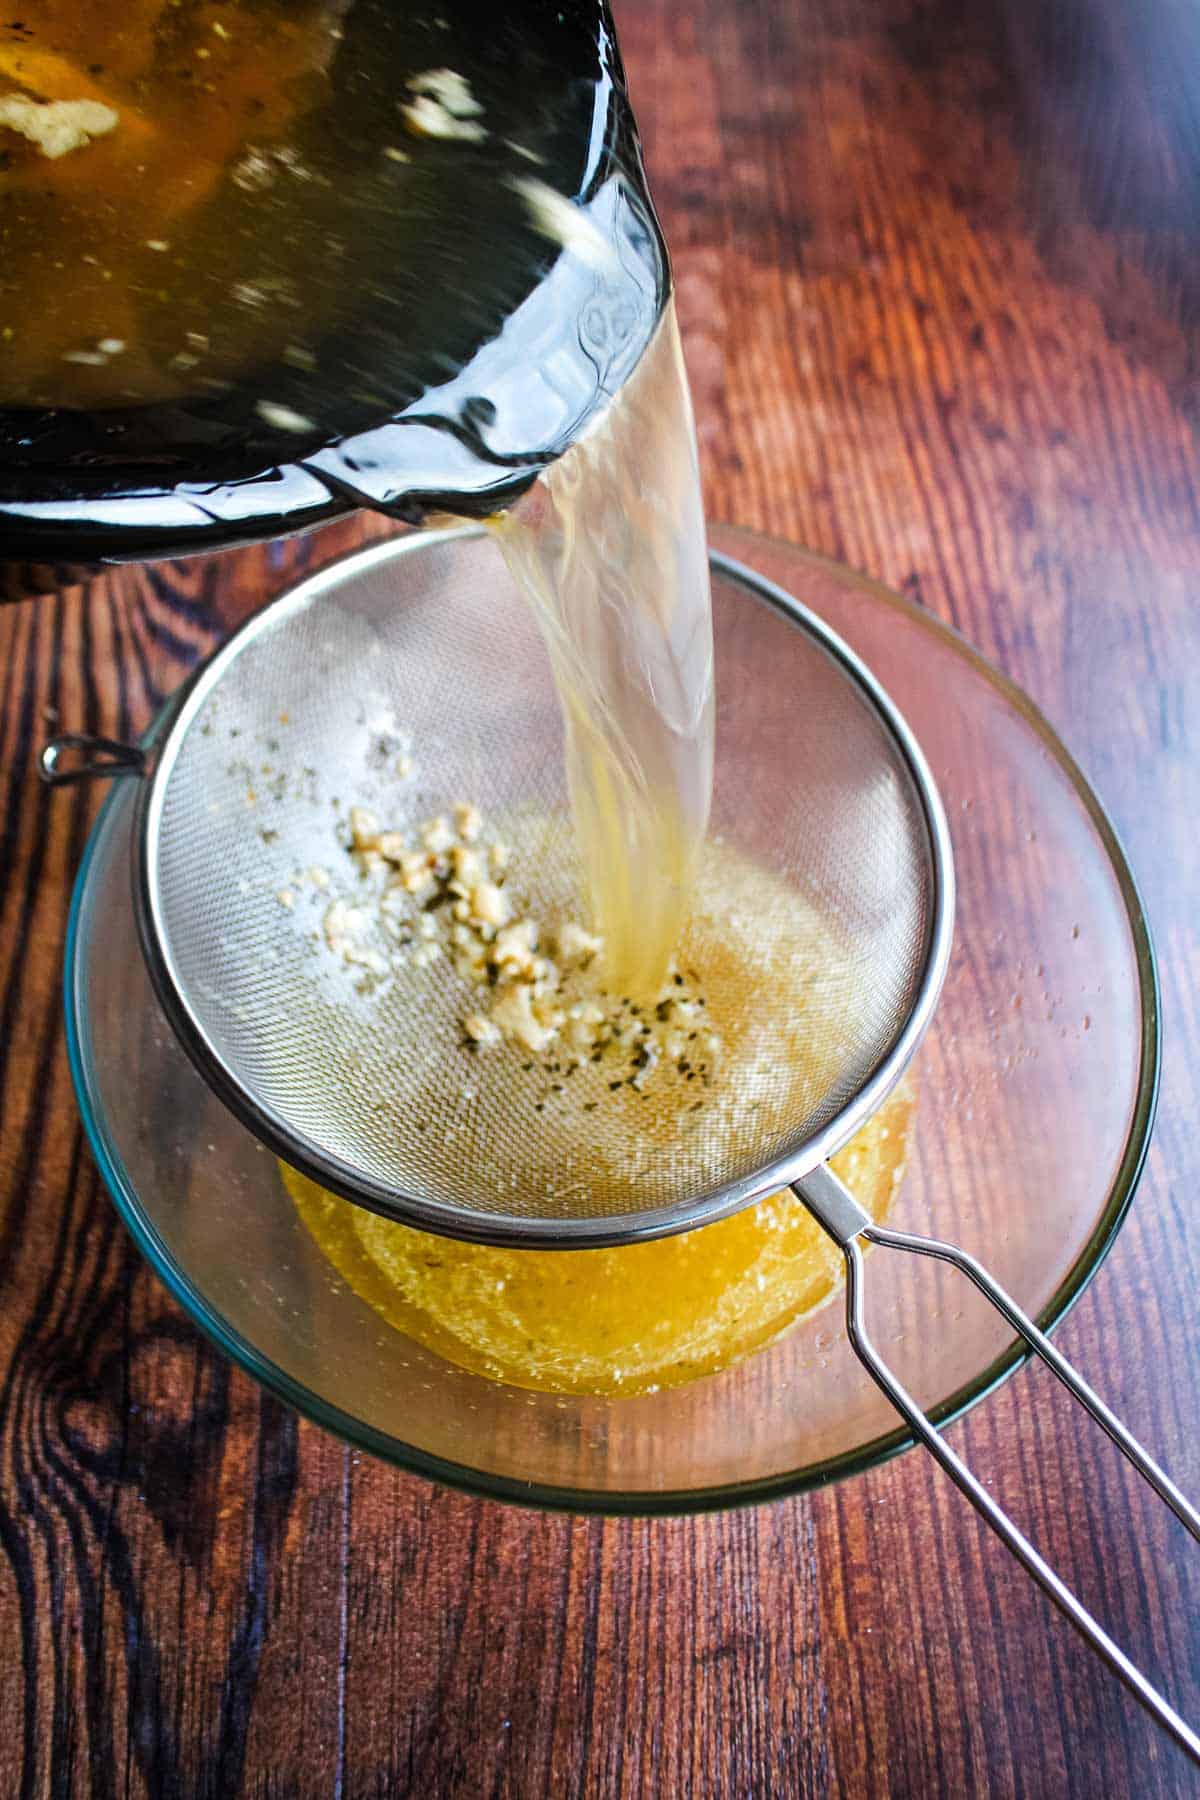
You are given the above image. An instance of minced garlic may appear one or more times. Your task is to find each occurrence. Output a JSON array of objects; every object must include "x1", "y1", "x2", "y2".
[
  {"x1": 0, "y1": 94, "x2": 118, "y2": 159},
  {"x1": 306, "y1": 793, "x2": 723, "y2": 1110},
  {"x1": 454, "y1": 801, "x2": 482, "y2": 842}
]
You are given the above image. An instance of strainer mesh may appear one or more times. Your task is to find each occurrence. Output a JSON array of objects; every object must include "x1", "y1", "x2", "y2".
[{"x1": 145, "y1": 531, "x2": 936, "y2": 1235}]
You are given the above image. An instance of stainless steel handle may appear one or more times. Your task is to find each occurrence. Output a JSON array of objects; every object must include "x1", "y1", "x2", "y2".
[
  {"x1": 795, "y1": 1162, "x2": 1200, "y2": 1767},
  {"x1": 39, "y1": 733, "x2": 145, "y2": 787}
]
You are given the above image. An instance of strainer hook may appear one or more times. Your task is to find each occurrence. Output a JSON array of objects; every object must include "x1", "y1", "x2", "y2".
[{"x1": 40, "y1": 732, "x2": 146, "y2": 788}]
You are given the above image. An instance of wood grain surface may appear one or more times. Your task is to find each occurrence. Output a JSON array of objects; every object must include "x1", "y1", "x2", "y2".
[{"x1": 2, "y1": 0, "x2": 1200, "y2": 1793}]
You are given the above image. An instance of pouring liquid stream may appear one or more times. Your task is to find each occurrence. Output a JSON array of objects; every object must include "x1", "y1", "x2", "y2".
[{"x1": 489, "y1": 297, "x2": 715, "y2": 999}]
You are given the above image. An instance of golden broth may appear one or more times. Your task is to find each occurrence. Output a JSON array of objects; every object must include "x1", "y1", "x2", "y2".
[
  {"x1": 285, "y1": 1077, "x2": 913, "y2": 1397},
  {"x1": 0, "y1": 0, "x2": 340, "y2": 405}
]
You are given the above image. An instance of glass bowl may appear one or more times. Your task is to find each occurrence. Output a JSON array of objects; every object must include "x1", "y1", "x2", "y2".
[{"x1": 64, "y1": 529, "x2": 1158, "y2": 1513}]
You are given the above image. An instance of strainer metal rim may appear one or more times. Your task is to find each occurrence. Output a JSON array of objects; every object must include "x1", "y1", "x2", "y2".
[{"x1": 130, "y1": 526, "x2": 955, "y2": 1248}]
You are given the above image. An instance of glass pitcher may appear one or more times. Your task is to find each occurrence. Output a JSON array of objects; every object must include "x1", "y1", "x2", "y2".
[{"x1": 0, "y1": 0, "x2": 668, "y2": 596}]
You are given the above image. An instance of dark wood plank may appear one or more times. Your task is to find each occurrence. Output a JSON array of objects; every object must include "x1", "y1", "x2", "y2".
[{"x1": 2, "y1": 0, "x2": 1200, "y2": 1794}]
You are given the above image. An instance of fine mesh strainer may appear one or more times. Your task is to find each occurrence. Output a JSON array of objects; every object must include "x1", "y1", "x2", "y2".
[
  {"x1": 49, "y1": 526, "x2": 950, "y2": 1247},
  {"x1": 43, "y1": 527, "x2": 1199, "y2": 1761}
]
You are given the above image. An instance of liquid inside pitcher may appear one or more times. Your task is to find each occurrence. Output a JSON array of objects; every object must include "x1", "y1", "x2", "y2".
[{"x1": 0, "y1": 0, "x2": 669, "y2": 568}]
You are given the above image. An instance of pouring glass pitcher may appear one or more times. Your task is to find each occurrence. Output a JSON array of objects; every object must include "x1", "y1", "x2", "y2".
[{"x1": 0, "y1": 0, "x2": 668, "y2": 593}]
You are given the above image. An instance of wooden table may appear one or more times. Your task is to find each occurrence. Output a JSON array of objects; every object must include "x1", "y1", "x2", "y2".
[{"x1": 2, "y1": 0, "x2": 1199, "y2": 1792}]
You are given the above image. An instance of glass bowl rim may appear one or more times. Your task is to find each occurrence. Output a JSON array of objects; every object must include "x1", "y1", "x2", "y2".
[{"x1": 63, "y1": 534, "x2": 1161, "y2": 1516}]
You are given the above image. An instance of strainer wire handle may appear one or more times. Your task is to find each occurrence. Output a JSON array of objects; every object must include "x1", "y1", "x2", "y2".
[
  {"x1": 796, "y1": 1163, "x2": 1200, "y2": 1768},
  {"x1": 39, "y1": 732, "x2": 146, "y2": 788}
]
